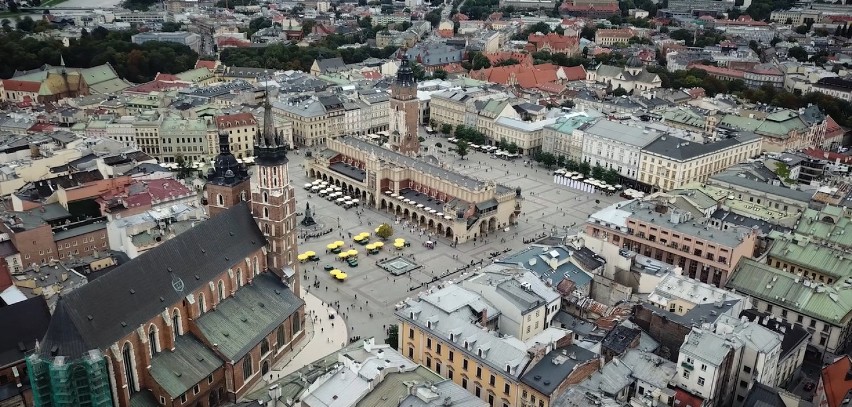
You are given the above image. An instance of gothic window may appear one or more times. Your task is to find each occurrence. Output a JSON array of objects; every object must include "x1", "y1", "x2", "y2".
[
  {"x1": 148, "y1": 326, "x2": 158, "y2": 357},
  {"x1": 263, "y1": 192, "x2": 268, "y2": 203},
  {"x1": 240, "y1": 191, "x2": 247, "y2": 202},
  {"x1": 263, "y1": 207, "x2": 269, "y2": 218},
  {"x1": 264, "y1": 224, "x2": 271, "y2": 235},
  {"x1": 292, "y1": 313, "x2": 301, "y2": 334},
  {"x1": 261, "y1": 339, "x2": 270, "y2": 356},
  {"x1": 218, "y1": 280, "x2": 225, "y2": 302},
  {"x1": 253, "y1": 256, "x2": 259, "y2": 276},
  {"x1": 217, "y1": 194, "x2": 224, "y2": 206},
  {"x1": 277, "y1": 325, "x2": 285, "y2": 346},
  {"x1": 198, "y1": 293, "x2": 206, "y2": 313},
  {"x1": 236, "y1": 268, "x2": 243, "y2": 287},
  {"x1": 172, "y1": 309, "x2": 182, "y2": 337},
  {"x1": 122, "y1": 342, "x2": 137, "y2": 394},
  {"x1": 242, "y1": 356, "x2": 253, "y2": 380}
]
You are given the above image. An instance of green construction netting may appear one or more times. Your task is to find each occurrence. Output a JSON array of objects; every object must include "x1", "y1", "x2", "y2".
[{"x1": 27, "y1": 350, "x2": 113, "y2": 407}]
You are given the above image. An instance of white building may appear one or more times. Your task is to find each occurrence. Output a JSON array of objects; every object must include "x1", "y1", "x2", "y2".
[
  {"x1": 579, "y1": 119, "x2": 660, "y2": 181},
  {"x1": 676, "y1": 328, "x2": 741, "y2": 407},
  {"x1": 715, "y1": 314, "x2": 782, "y2": 406}
]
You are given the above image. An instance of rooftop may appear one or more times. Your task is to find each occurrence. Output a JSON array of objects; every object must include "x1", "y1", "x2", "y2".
[{"x1": 519, "y1": 345, "x2": 597, "y2": 395}]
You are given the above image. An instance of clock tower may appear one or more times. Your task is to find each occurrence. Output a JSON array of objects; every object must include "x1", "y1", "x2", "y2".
[{"x1": 389, "y1": 55, "x2": 420, "y2": 156}]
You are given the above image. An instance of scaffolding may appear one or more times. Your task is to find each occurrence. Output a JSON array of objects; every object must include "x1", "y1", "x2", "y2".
[{"x1": 27, "y1": 349, "x2": 113, "y2": 407}]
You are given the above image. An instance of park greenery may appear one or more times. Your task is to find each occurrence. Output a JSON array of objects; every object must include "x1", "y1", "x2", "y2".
[
  {"x1": 0, "y1": 28, "x2": 197, "y2": 82},
  {"x1": 375, "y1": 224, "x2": 394, "y2": 240},
  {"x1": 220, "y1": 43, "x2": 397, "y2": 72},
  {"x1": 533, "y1": 152, "x2": 621, "y2": 184}
]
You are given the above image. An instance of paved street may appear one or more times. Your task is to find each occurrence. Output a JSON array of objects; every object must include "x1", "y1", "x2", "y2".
[{"x1": 283, "y1": 134, "x2": 624, "y2": 347}]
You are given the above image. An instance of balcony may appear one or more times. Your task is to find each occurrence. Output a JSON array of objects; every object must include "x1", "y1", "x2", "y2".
[{"x1": 681, "y1": 361, "x2": 694, "y2": 370}]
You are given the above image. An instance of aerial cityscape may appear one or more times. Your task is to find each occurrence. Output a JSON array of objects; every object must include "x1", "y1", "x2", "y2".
[{"x1": 1, "y1": 0, "x2": 852, "y2": 406}]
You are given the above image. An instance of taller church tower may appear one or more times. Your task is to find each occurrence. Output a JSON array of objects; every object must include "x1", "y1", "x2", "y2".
[
  {"x1": 389, "y1": 55, "x2": 420, "y2": 156},
  {"x1": 251, "y1": 94, "x2": 300, "y2": 293}
]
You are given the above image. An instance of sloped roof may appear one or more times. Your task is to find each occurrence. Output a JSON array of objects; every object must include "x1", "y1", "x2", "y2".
[
  {"x1": 150, "y1": 334, "x2": 223, "y2": 398},
  {"x1": 822, "y1": 355, "x2": 852, "y2": 407},
  {"x1": 0, "y1": 296, "x2": 51, "y2": 366},
  {"x1": 38, "y1": 203, "x2": 267, "y2": 354}
]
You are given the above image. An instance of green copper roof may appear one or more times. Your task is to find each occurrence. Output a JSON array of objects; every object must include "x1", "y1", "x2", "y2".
[
  {"x1": 149, "y1": 334, "x2": 222, "y2": 398},
  {"x1": 769, "y1": 238, "x2": 852, "y2": 280},
  {"x1": 727, "y1": 258, "x2": 852, "y2": 325}
]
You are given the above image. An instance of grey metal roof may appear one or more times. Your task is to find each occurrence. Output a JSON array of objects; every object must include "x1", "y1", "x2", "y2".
[
  {"x1": 580, "y1": 358, "x2": 632, "y2": 396},
  {"x1": 397, "y1": 380, "x2": 488, "y2": 407},
  {"x1": 337, "y1": 138, "x2": 490, "y2": 190},
  {"x1": 583, "y1": 120, "x2": 661, "y2": 148},
  {"x1": 641, "y1": 133, "x2": 757, "y2": 161},
  {"x1": 0, "y1": 296, "x2": 50, "y2": 366},
  {"x1": 680, "y1": 327, "x2": 738, "y2": 366},
  {"x1": 519, "y1": 345, "x2": 597, "y2": 395},
  {"x1": 39, "y1": 203, "x2": 267, "y2": 354},
  {"x1": 195, "y1": 272, "x2": 303, "y2": 361},
  {"x1": 149, "y1": 334, "x2": 223, "y2": 398},
  {"x1": 623, "y1": 200, "x2": 744, "y2": 247},
  {"x1": 708, "y1": 171, "x2": 814, "y2": 203},
  {"x1": 620, "y1": 349, "x2": 677, "y2": 390}
]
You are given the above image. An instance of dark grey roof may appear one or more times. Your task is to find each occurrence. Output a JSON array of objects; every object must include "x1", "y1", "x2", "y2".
[
  {"x1": 740, "y1": 309, "x2": 810, "y2": 361},
  {"x1": 330, "y1": 161, "x2": 366, "y2": 182},
  {"x1": 149, "y1": 334, "x2": 223, "y2": 398},
  {"x1": 601, "y1": 325, "x2": 640, "y2": 354},
  {"x1": 38, "y1": 297, "x2": 88, "y2": 359},
  {"x1": 0, "y1": 296, "x2": 50, "y2": 366},
  {"x1": 520, "y1": 345, "x2": 597, "y2": 395},
  {"x1": 641, "y1": 135, "x2": 744, "y2": 161},
  {"x1": 742, "y1": 382, "x2": 785, "y2": 407},
  {"x1": 315, "y1": 57, "x2": 346, "y2": 73},
  {"x1": 195, "y1": 272, "x2": 303, "y2": 361},
  {"x1": 39, "y1": 203, "x2": 267, "y2": 354},
  {"x1": 710, "y1": 209, "x2": 791, "y2": 235},
  {"x1": 129, "y1": 391, "x2": 159, "y2": 407},
  {"x1": 0, "y1": 240, "x2": 17, "y2": 258},
  {"x1": 636, "y1": 300, "x2": 738, "y2": 328}
]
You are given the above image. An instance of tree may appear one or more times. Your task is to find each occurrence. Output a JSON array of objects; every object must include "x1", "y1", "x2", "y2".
[
  {"x1": 440, "y1": 123, "x2": 453, "y2": 135},
  {"x1": 794, "y1": 24, "x2": 809, "y2": 34},
  {"x1": 538, "y1": 152, "x2": 556, "y2": 168},
  {"x1": 469, "y1": 51, "x2": 491, "y2": 70},
  {"x1": 432, "y1": 69, "x2": 447, "y2": 79},
  {"x1": 161, "y1": 21, "x2": 182, "y2": 32},
  {"x1": 375, "y1": 223, "x2": 394, "y2": 239},
  {"x1": 603, "y1": 168, "x2": 619, "y2": 184},
  {"x1": 1, "y1": 19, "x2": 11, "y2": 33},
  {"x1": 507, "y1": 142, "x2": 519, "y2": 154},
  {"x1": 455, "y1": 140, "x2": 469, "y2": 159},
  {"x1": 385, "y1": 325, "x2": 399, "y2": 349},
  {"x1": 580, "y1": 26, "x2": 596, "y2": 41},
  {"x1": 591, "y1": 164, "x2": 605, "y2": 179},
  {"x1": 578, "y1": 161, "x2": 591, "y2": 176},
  {"x1": 611, "y1": 87, "x2": 628, "y2": 97},
  {"x1": 16, "y1": 16, "x2": 35, "y2": 32},
  {"x1": 174, "y1": 154, "x2": 194, "y2": 179},
  {"x1": 788, "y1": 46, "x2": 808, "y2": 62},
  {"x1": 495, "y1": 58, "x2": 520, "y2": 67}
]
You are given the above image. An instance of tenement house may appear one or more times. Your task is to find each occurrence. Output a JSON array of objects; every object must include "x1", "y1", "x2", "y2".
[
  {"x1": 579, "y1": 119, "x2": 662, "y2": 187},
  {"x1": 586, "y1": 199, "x2": 758, "y2": 287},
  {"x1": 273, "y1": 95, "x2": 346, "y2": 147}
]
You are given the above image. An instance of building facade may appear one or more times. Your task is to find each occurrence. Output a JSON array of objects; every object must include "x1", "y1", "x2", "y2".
[{"x1": 388, "y1": 56, "x2": 421, "y2": 155}]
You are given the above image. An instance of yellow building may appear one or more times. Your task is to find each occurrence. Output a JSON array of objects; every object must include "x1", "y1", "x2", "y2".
[
  {"x1": 638, "y1": 133, "x2": 762, "y2": 192},
  {"x1": 430, "y1": 89, "x2": 489, "y2": 128},
  {"x1": 396, "y1": 284, "x2": 598, "y2": 407}
]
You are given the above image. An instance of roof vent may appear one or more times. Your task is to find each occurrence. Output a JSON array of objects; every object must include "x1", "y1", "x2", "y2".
[
  {"x1": 87, "y1": 315, "x2": 93, "y2": 321},
  {"x1": 129, "y1": 289, "x2": 135, "y2": 294},
  {"x1": 121, "y1": 322, "x2": 127, "y2": 327}
]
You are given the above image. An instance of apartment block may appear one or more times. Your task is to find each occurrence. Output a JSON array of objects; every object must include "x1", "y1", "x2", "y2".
[
  {"x1": 586, "y1": 199, "x2": 757, "y2": 287},
  {"x1": 273, "y1": 95, "x2": 345, "y2": 147}
]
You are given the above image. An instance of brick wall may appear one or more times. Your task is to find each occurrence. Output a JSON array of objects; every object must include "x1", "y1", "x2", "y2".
[
  {"x1": 631, "y1": 304, "x2": 691, "y2": 361},
  {"x1": 55, "y1": 227, "x2": 109, "y2": 261},
  {"x1": 206, "y1": 180, "x2": 251, "y2": 218},
  {"x1": 6, "y1": 224, "x2": 56, "y2": 267}
]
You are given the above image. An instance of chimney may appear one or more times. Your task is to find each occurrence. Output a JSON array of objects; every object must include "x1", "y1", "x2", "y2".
[{"x1": 480, "y1": 308, "x2": 488, "y2": 326}]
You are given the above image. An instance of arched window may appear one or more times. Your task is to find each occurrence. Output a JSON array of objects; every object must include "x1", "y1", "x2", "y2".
[
  {"x1": 253, "y1": 257, "x2": 259, "y2": 276},
  {"x1": 236, "y1": 268, "x2": 243, "y2": 287},
  {"x1": 218, "y1": 280, "x2": 225, "y2": 302},
  {"x1": 148, "y1": 326, "x2": 158, "y2": 356},
  {"x1": 217, "y1": 194, "x2": 224, "y2": 206},
  {"x1": 292, "y1": 313, "x2": 301, "y2": 334},
  {"x1": 242, "y1": 356, "x2": 253, "y2": 380},
  {"x1": 240, "y1": 191, "x2": 247, "y2": 202},
  {"x1": 122, "y1": 342, "x2": 137, "y2": 394},
  {"x1": 264, "y1": 224, "x2": 271, "y2": 235},
  {"x1": 263, "y1": 207, "x2": 269, "y2": 218},
  {"x1": 172, "y1": 309, "x2": 182, "y2": 337},
  {"x1": 199, "y1": 293, "x2": 206, "y2": 314},
  {"x1": 262, "y1": 192, "x2": 268, "y2": 203},
  {"x1": 277, "y1": 325, "x2": 285, "y2": 346},
  {"x1": 260, "y1": 339, "x2": 270, "y2": 356}
]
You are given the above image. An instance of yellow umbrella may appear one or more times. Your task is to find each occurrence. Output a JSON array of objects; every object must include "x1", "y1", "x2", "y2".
[
  {"x1": 353, "y1": 235, "x2": 363, "y2": 241},
  {"x1": 330, "y1": 269, "x2": 341, "y2": 276},
  {"x1": 326, "y1": 243, "x2": 338, "y2": 250},
  {"x1": 334, "y1": 240, "x2": 344, "y2": 246},
  {"x1": 338, "y1": 252, "x2": 349, "y2": 258},
  {"x1": 365, "y1": 244, "x2": 375, "y2": 250},
  {"x1": 297, "y1": 254, "x2": 308, "y2": 260},
  {"x1": 394, "y1": 242, "x2": 404, "y2": 248},
  {"x1": 395, "y1": 238, "x2": 405, "y2": 243},
  {"x1": 348, "y1": 249, "x2": 358, "y2": 256},
  {"x1": 305, "y1": 251, "x2": 316, "y2": 257},
  {"x1": 374, "y1": 242, "x2": 384, "y2": 248},
  {"x1": 361, "y1": 232, "x2": 370, "y2": 237},
  {"x1": 336, "y1": 272, "x2": 348, "y2": 280}
]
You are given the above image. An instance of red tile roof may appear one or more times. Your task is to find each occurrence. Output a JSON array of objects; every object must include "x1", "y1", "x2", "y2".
[
  {"x1": 560, "y1": 3, "x2": 619, "y2": 12},
  {"x1": 124, "y1": 79, "x2": 190, "y2": 94},
  {"x1": 469, "y1": 64, "x2": 557, "y2": 89},
  {"x1": 154, "y1": 73, "x2": 181, "y2": 81},
  {"x1": 526, "y1": 33, "x2": 579, "y2": 53},
  {"x1": 195, "y1": 60, "x2": 217, "y2": 70},
  {"x1": 217, "y1": 37, "x2": 251, "y2": 48},
  {"x1": 689, "y1": 63, "x2": 745, "y2": 79},
  {"x1": 673, "y1": 388, "x2": 704, "y2": 407},
  {"x1": 484, "y1": 51, "x2": 532, "y2": 66},
  {"x1": 100, "y1": 179, "x2": 193, "y2": 212},
  {"x1": 215, "y1": 112, "x2": 257, "y2": 128},
  {"x1": 562, "y1": 65, "x2": 587, "y2": 81},
  {"x1": 821, "y1": 356, "x2": 852, "y2": 407},
  {"x1": 803, "y1": 148, "x2": 852, "y2": 165},
  {"x1": 2, "y1": 79, "x2": 41, "y2": 93}
]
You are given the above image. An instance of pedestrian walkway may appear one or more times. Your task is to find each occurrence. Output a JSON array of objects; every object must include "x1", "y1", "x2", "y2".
[{"x1": 248, "y1": 287, "x2": 348, "y2": 393}]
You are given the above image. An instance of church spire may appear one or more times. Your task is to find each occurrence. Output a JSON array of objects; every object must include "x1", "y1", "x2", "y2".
[{"x1": 253, "y1": 86, "x2": 288, "y2": 166}]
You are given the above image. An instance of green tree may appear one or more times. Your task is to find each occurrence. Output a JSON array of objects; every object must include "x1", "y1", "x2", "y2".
[
  {"x1": 1, "y1": 19, "x2": 11, "y2": 33},
  {"x1": 455, "y1": 140, "x2": 470, "y2": 159},
  {"x1": 375, "y1": 223, "x2": 394, "y2": 239},
  {"x1": 161, "y1": 21, "x2": 182, "y2": 32},
  {"x1": 440, "y1": 123, "x2": 453, "y2": 134},
  {"x1": 578, "y1": 161, "x2": 591, "y2": 176},
  {"x1": 385, "y1": 325, "x2": 399, "y2": 349},
  {"x1": 591, "y1": 164, "x2": 605, "y2": 179},
  {"x1": 612, "y1": 87, "x2": 628, "y2": 97},
  {"x1": 495, "y1": 58, "x2": 520, "y2": 67},
  {"x1": 539, "y1": 152, "x2": 556, "y2": 168},
  {"x1": 16, "y1": 16, "x2": 35, "y2": 32},
  {"x1": 603, "y1": 168, "x2": 619, "y2": 184},
  {"x1": 174, "y1": 154, "x2": 193, "y2": 179},
  {"x1": 794, "y1": 24, "x2": 809, "y2": 34},
  {"x1": 507, "y1": 142, "x2": 519, "y2": 154},
  {"x1": 432, "y1": 69, "x2": 448, "y2": 79},
  {"x1": 788, "y1": 46, "x2": 808, "y2": 62}
]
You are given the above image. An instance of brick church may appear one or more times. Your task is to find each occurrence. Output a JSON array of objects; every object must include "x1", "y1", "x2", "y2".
[{"x1": 27, "y1": 97, "x2": 305, "y2": 407}]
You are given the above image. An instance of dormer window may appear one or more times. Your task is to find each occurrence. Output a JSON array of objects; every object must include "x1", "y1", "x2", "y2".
[
  {"x1": 449, "y1": 333, "x2": 455, "y2": 342},
  {"x1": 505, "y1": 364, "x2": 511, "y2": 374}
]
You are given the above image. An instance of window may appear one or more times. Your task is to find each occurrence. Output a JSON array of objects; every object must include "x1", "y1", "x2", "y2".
[
  {"x1": 180, "y1": 394, "x2": 187, "y2": 404},
  {"x1": 261, "y1": 339, "x2": 270, "y2": 356},
  {"x1": 488, "y1": 394, "x2": 494, "y2": 405},
  {"x1": 436, "y1": 343, "x2": 442, "y2": 354},
  {"x1": 427, "y1": 338, "x2": 432, "y2": 349},
  {"x1": 218, "y1": 280, "x2": 225, "y2": 302},
  {"x1": 743, "y1": 366, "x2": 751, "y2": 374},
  {"x1": 476, "y1": 366, "x2": 482, "y2": 379},
  {"x1": 172, "y1": 309, "x2": 182, "y2": 336},
  {"x1": 740, "y1": 380, "x2": 748, "y2": 388},
  {"x1": 277, "y1": 325, "x2": 285, "y2": 346},
  {"x1": 447, "y1": 369, "x2": 453, "y2": 380},
  {"x1": 408, "y1": 347, "x2": 414, "y2": 358},
  {"x1": 207, "y1": 374, "x2": 214, "y2": 384},
  {"x1": 462, "y1": 378, "x2": 468, "y2": 389},
  {"x1": 217, "y1": 194, "x2": 224, "y2": 206},
  {"x1": 700, "y1": 364, "x2": 706, "y2": 372},
  {"x1": 683, "y1": 370, "x2": 690, "y2": 379},
  {"x1": 243, "y1": 356, "x2": 253, "y2": 380},
  {"x1": 198, "y1": 293, "x2": 206, "y2": 313},
  {"x1": 698, "y1": 377, "x2": 705, "y2": 386},
  {"x1": 449, "y1": 351, "x2": 454, "y2": 362},
  {"x1": 148, "y1": 326, "x2": 158, "y2": 356},
  {"x1": 475, "y1": 386, "x2": 481, "y2": 397},
  {"x1": 409, "y1": 328, "x2": 414, "y2": 339},
  {"x1": 122, "y1": 342, "x2": 137, "y2": 394},
  {"x1": 490, "y1": 374, "x2": 495, "y2": 386},
  {"x1": 193, "y1": 384, "x2": 200, "y2": 395},
  {"x1": 463, "y1": 359, "x2": 469, "y2": 370},
  {"x1": 504, "y1": 383, "x2": 510, "y2": 395}
]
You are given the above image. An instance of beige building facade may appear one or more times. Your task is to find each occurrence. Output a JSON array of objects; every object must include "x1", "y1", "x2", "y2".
[{"x1": 308, "y1": 137, "x2": 522, "y2": 243}]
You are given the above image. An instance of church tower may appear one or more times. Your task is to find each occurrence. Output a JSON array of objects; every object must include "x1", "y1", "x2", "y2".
[
  {"x1": 251, "y1": 93, "x2": 300, "y2": 293},
  {"x1": 389, "y1": 55, "x2": 420, "y2": 156},
  {"x1": 206, "y1": 130, "x2": 250, "y2": 217}
]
